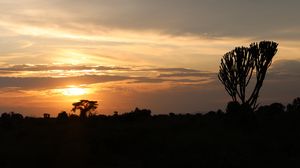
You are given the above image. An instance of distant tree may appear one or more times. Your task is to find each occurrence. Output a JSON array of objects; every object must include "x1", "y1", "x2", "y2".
[
  {"x1": 69, "y1": 114, "x2": 80, "y2": 120},
  {"x1": 218, "y1": 41, "x2": 278, "y2": 110},
  {"x1": 1, "y1": 112, "x2": 10, "y2": 120},
  {"x1": 57, "y1": 111, "x2": 68, "y2": 120},
  {"x1": 226, "y1": 101, "x2": 241, "y2": 114},
  {"x1": 269, "y1": 103, "x2": 285, "y2": 114},
  {"x1": 169, "y1": 112, "x2": 176, "y2": 117},
  {"x1": 43, "y1": 113, "x2": 50, "y2": 119},
  {"x1": 1, "y1": 112, "x2": 23, "y2": 120},
  {"x1": 113, "y1": 111, "x2": 119, "y2": 117},
  {"x1": 71, "y1": 100, "x2": 98, "y2": 119},
  {"x1": 256, "y1": 103, "x2": 285, "y2": 119},
  {"x1": 120, "y1": 107, "x2": 151, "y2": 121},
  {"x1": 11, "y1": 112, "x2": 23, "y2": 120},
  {"x1": 287, "y1": 97, "x2": 300, "y2": 113}
]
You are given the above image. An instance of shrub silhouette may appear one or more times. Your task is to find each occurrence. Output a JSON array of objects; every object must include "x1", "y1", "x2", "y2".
[
  {"x1": 119, "y1": 107, "x2": 151, "y2": 121},
  {"x1": 269, "y1": 103, "x2": 285, "y2": 114},
  {"x1": 43, "y1": 113, "x2": 50, "y2": 119},
  {"x1": 57, "y1": 111, "x2": 68, "y2": 120},
  {"x1": 1, "y1": 112, "x2": 10, "y2": 120},
  {"x1": 71, "y1": 100, "x2": 98, "y2": 119},
  {"x1": 256, "y1": 103, "x2": 285, "y2": 119},
  {"x1": 218, "y1": 41, "x2": 278, "y2": 110},
  {"x1": 69, "y1": 114, "x2": 80, "y2": 120},
  {"x1": 1, "y1": 112, "x2": 23, "y2": 120},
  {"x1": 287, "y1": 97, "x2": 300, "y2": 113},
  {"x1": 226, "y1": 101, "x2": 241, "y2": 115}
]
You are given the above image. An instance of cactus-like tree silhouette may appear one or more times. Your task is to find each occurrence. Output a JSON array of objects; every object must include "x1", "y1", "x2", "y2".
[
  {"x1": 71, "y1": 100, "x2": 98, "y2": 118},
  {"x1": 218, "y1": 41, "x2": 278, "y2": 110}
]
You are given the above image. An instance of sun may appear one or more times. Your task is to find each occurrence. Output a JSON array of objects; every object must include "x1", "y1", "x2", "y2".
[{"x1": 62, "y1": 87, "x2": 87, "y2": 96}]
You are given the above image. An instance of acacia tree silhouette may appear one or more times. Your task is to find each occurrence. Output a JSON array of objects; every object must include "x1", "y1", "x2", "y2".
[
  {"x1": 218, "y1": 41, "x2": 278, "y2": 110},
  {"x1": 71, "y1": 100, "x2": 98, "y2": 119}
]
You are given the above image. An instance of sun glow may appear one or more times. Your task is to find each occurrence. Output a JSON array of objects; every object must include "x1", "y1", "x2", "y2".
[{"x1": 62, "y1": 87, "x2": 87, "y2": 96}]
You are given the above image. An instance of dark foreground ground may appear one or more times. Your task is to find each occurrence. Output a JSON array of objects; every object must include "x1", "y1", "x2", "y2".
[{"x1": 1, "y1": 110, "x2": 300, "y2": 168}]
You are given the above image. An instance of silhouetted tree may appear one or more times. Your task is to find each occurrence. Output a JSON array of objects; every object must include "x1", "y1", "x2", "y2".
[
  {"x1": 226, "y1": 101, "x2": 241, "y2": 115},
  {"x1": 120, "y1": 107, "x2": 151, "y2": 121},
  {"x1": 71, "y1": 100, "x2": 98, "y2": 119},
  {"x1": 1, "y1": 112, "x2": 10, "y2": 120},
  {"x1": 287, "y1": 97, "x2": 300, "y2": 113},
  {"x1": 169, "y1": 112, "x2": 176, "y2": 117},
  {"x1": 269, "y1": 103, "x2": 285, "y2": 114},
  {"x1": 256, "y1": 103, "x2": 285, "y2": 120},
  {"x1": 218, "y1": 41, "x2": 278, "y2": 110},
  {"x1": 216, "y1": 109, "x2": 225, "y2": 115},
  {"x1": 1, "y1": 112, "x2": 23, "y2": 127},
  {"x1": 69, "y1": 114, "x2": 80, "y2": 120},
  {"x1": 113, "y1": 111, "x2": 119, "y2": 117},
  {"x1": 43, "y1": 113, "x2": 50, "y2": 119},
  {"x1": 5, "y1": 112, "x2": 24, "y2": 120},
  {"x1": 57, "y1": 111, "x2": 68, "y2": 120}
]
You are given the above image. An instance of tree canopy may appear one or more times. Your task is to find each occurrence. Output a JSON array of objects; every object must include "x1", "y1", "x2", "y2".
[
  {"x1": 71, "y1": 100, "x2": 98, "y2": 119},
  {"x1": 218, "y1": 41, "x2": 278, "y2": 110}
]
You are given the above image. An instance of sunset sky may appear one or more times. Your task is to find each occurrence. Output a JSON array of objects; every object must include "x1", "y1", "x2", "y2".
[{"x1": 0, "y1": 0, "x2": 300, "y2": 116}]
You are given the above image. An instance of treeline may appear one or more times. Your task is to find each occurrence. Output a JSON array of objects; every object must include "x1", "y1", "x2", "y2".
[
  {"x1": 1, "y1": 97, "x2": 300, "y2": 167},
  {"x1": 1, "y1": 97, "x2": 300, "y2": 123}
]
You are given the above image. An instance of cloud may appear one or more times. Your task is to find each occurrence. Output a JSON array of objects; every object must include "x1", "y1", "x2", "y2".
[
  {"x1": 269, "y1": 60, "x2": 300, "y2": 77},
  {"x1": 0, "y1": 74, "x2": 213, "y2": 90},
  {"x1": 0, "y1": 64, "x2": 130, "y2": 72},
  {"x1": 0, "y1": 0, "x2": 300, "y2": 39},
  {"x1": 159, "y1": 72, "x2": 215, "y2": 78},
  {"x1": 0, "y1": 64, "x2": 212, "y2": 74},
  {"x1": 145, "y1": 68, "x2": 200, "y2": 73},
  {"x1": 1, "y1": 60, "x2": 299, "y2": 93},
  {"x1": 130, "y1": 77, "x2": 210, "y2": 84},
  {"x1": 1, "y1": 0, "x2": 300, "y2": 71},
  {"x1": 0, "y1": 64, "x2": 216, "y2": 90},
  {"x1": 47, "y1": 0, "x2": 300, "y2": 38},
  {"x1": 0, "y1": 75, "x2": 129, "y2": 89},
  {"x1": 0, "y1": 60, "x2": 299, "y2": 115}
]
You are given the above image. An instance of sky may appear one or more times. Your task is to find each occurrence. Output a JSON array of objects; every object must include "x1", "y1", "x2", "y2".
[{"x1": 0, "y1": 0, "x2": 300, "y2": 116}]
